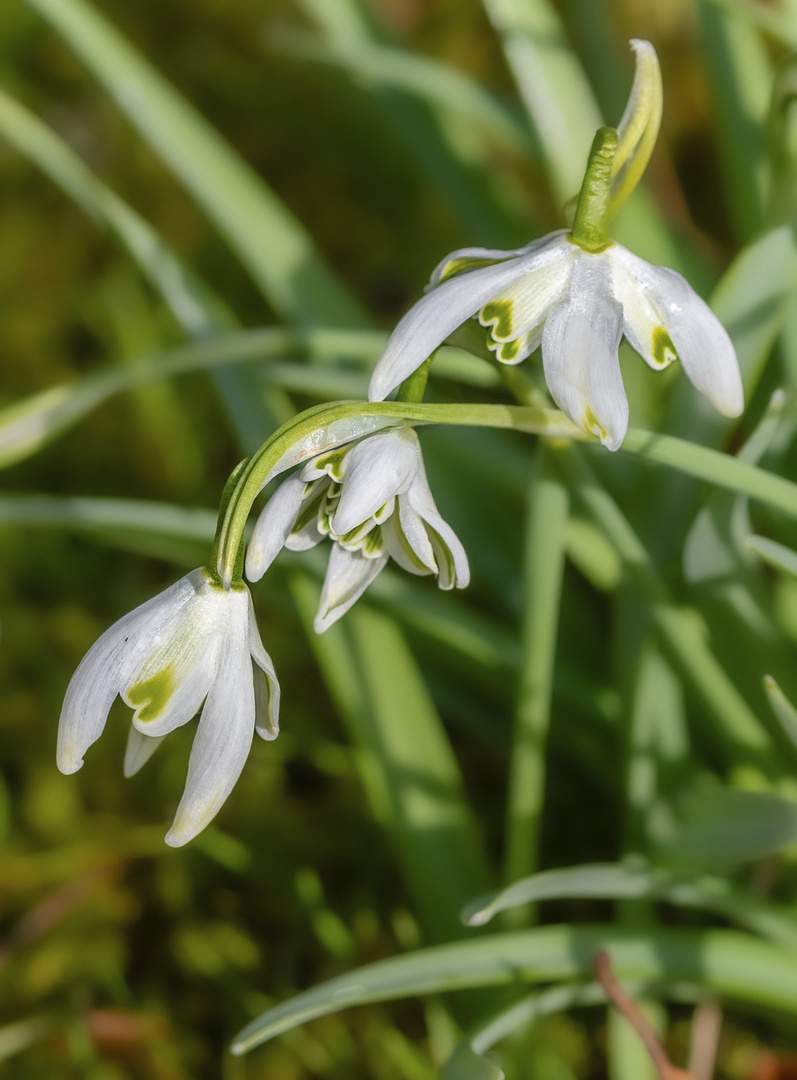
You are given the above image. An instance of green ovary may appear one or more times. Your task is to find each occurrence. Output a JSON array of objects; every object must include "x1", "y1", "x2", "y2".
[
  {"x1": 128, "y1": 666, "x2": 176, "y2": 722},
  {"x1": 651, "y1": 326, "x2": 677, "y2": 366}
]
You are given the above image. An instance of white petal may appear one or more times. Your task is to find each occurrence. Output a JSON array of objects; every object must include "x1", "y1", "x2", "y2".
[
  {"x1": 479, "y1": 236, "x2": 572, "y2": 342},
  {"x1": 542, "y1": 252, "x2": 627, "y2": 451},
  {"x1": 428, "y1": 233, "x2": 561, "y2": 287},
  {"x1": 406, "y1": 476, "x2": 470, "y2": 589},
  {"x1": 314, "y1": 545, "x2": 388, "y2": 633},
  {"x1": 247, "y1": 601, "x2": 280, "y2": 741},
  {"x1": 165, "y1": 613, "x2": 255, "y2": 847},
  {"x1": 368, "y1": 232, "x2": 570, "y2": 401},
  {"x1": 489, "y1": 325, "x2": 543, "y2": 365},
  {"x1": 611, "y1": 245, "x2": 743, "y2": 416},
  {"x1": 382, "y1": 500, "x2": 436, "y2": 575},
  {"x1": 245, "y1": 474, "x2": 306, "y2": 582},
  {"x1": 424, "y1": 518, "x2": 470, "y2": 589},
  {"x1": 56, "y1": 573, "x2": 198, "y2": 774},
  {"x1": 331, "y1": 429, "x2": 421, "y2": 535},
  {"x1": 123, "y1": 726, "x2": 166, "y2": 778},
  {"x1": 124, "y1": 578, "x2": 244, "y2": 737}
]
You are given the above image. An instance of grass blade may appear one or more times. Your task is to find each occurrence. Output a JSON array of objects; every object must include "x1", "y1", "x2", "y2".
[
  {"x1": 503, "y1": 448, "x2": 569, "y2": 892},
  {"x1": 231, "y1": 924, "x2": 797, "y2": 1053},
  {"x1": 290, "y1": 575, "x2": 492, "y2": 945},
  {"x1": 24, "y1": 0, "x2": 368, "y2": 327}
]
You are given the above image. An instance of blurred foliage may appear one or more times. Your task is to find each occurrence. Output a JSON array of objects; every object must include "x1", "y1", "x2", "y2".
[{"x1": 4, "y1": 0, "x2": 797, "y2": 1078}]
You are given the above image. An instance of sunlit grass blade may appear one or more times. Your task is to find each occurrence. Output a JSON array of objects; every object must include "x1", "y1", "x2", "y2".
[
  {"x1": 0, "y1": 87, "x2": 227, "y2": 339},
  {"x1": 503, "y1": 448, "x2": 568, "y2": 894},
  {"x1": 697, "y1": 0, "x2": 771, "y2": 242},
  {"x1": 461, "y1": 862, "x2": 797, "y2": 947},
  {"x1": 271, "y1": 26, "x2": 532, "y2": 158},
  {"x1": 764, "y1": 675, "x2": 797, "y2": 751},
  {"x1": 0, "y1": 328, "x2": 390, "y2": 469},
  {"x1": 566, "y1": 451, "x2": 775, "y2": 769},
  {"x1": 0, "y1": 84, "x2": 279, "y2": 448},
  {"x1": 623, "y1": 645, "x2": 689, "y2": 855},
  {"x1": 701, "y1": 0, "x2": 797, "y2": 49},
  {"x1": 442, "y1": 983, "x2": 620, "y2": 1080},
  {"x1": 0, "y1": 495, "x2": 215, "y2": 564},
  {"x1": 290, "y1": 0, "x2": 524, "y2": 243},
  {"x1": 619, "y1": 429, "x2": 797, "y2": 523},
  {"x1": 231, "y1": 924, "x2": 797, "y2": 1053},
  {"x1": 289, "y1": 575, "x2": 492, "y2": 945},
  {"x1": 480, "y1": 0, "x2": 601, "y2": 201},
  {"x1": 711, "y1": 228, "x2": 797, "y2": 389},
  {"x1": 24, "y1": 0, "x2": 368, "y2": 327}
]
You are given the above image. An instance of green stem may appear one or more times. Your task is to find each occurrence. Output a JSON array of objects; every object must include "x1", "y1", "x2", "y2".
[
  {"x1": 213, "y1": 401, "x2": 797, "y2": 588},
  {"x1": 503, "y1": 446, "x2": 569, "y2": 905},
  {"x1": 569, "y1": 126, "x2": 618, "y2": 252},
  {"x1": 214, "y1": 400, "x2": 581, "y2": 587}
]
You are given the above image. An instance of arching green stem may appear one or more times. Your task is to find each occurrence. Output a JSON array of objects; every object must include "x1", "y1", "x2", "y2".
[
  {"x1": 569, "y1": 126, "x2": 618, "y2": 253},
  {"x1": 214, "y1": 400, "x2": 582, "y2": 587}
]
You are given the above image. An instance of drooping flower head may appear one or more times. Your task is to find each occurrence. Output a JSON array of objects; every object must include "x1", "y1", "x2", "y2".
[
  {"x1": 368, "y1": 41, "x2": 744, "y2": 451},
  {"x1": 57, "y1": 568, "x2": 279, "y2": 847},
  {"x1": 245, "y1": 426, "x2": 468, "y2": 631}
]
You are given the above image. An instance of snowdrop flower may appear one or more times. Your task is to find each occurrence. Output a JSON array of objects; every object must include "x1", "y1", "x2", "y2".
[
  {"x1": 57, "y1": 568, "x2": 279, "y2": 847},
  {"x1": 368, "y1": 40, "x2": 743, "y2": 452},
  {"x1": 368, "y1": 231, "x2": 743, "y2": 451},
  {"x1": 246, "y1": 427, "x2": 469, "y2": 632}
]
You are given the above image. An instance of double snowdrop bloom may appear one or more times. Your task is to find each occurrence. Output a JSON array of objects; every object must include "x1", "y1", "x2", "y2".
[
  {"x1": 368, "y1": 40, "x2": 744, "y2": 451},
  {"x1": 57, "y1": 568, "x2": 279, "y2": 847},
  {"x1": 246, "y1": 427, "x2": 469, "y2": 632}
]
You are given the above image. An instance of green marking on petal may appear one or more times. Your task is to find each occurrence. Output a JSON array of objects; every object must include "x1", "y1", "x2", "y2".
[
  {"x1": 292, "y1": 481, "x2": 327, "y2": 534},
  {"x1": 438, "y1": 255, "x2": 507, "y2": 283},
  {"x1": 583, "y1": 406, "x2": 608, "y2": 442},
  {"x1": 363, "y1": 527, "x2": 386, "y2": 558},
  {"x1": 651, "y1": 326, "x2": 678, "y2": 367},
  {"x1": 497, "y1": 337, "x2": 521, "y2": 362},
  {"x1": 128, "y1": 666, "x2": 175, "y2": 722},
  {"x1": 479, "y1": 299, "x2": 514, "y2": 340},
  {"x1": 311, "y1": 449, "x2": 347, "y2": 482}
]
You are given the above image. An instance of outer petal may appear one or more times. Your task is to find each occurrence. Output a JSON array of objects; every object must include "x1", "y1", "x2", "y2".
[
  {"x1": 165, "y1": 611, "x2": 255, "y2": 847},
  {"x1": 406, "y1": 474, "x2": 470, "y2": 589},
  {"x1": 331, "y1": 429, "x2": 420, "y2": 535},
  {"x1": 428, "y1": 237, "x2": 548, "y2": 287},
  {"x1": 246, "y1": 474, "x2": 306, "y2": 582},
  {"x1": 124, "y1": 579, "x2": 239, "y2": 736},
  {"x1": 314, "y1": 545, "x2": 389, "y2": 633},
  {"x1": 247, "y1": 600, "x2": 280, "y2": 741},
  {"x1": 382, "y1": 499, "x2": 437, "y2": 575},
  {"x1": 368, "y1": 232, "x2": 570, "y2": 401},
  {"x1": 57, "y1": 573, "x2": 198, "y2": 774},
  {"x1": 542, "y1": 252, "x2": 627, "y2": 451},
  {"x1": 611, "y1": 244, "x2": 744, "y2": 417}
]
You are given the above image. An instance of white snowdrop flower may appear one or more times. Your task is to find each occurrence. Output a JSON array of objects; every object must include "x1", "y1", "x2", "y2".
[
  {"x1": 246, "y1": 427, "x2": 469, "y2": 632},
  {"x1": 368, "y1": 230, "x2": 744, "y2": 452},
  {"x1": 57, "y1": 568, "x2": 279, "y2": 847},
  {"x1": 368, "y1": 39, "x2": 743, "y2": 451}
]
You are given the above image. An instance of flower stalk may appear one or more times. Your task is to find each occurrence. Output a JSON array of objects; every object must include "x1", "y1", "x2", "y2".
[{"x1": 214, "y1": 400, "x2": 583, "y2": 588}]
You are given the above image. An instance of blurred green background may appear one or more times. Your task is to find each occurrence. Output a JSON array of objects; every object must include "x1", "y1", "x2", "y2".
[{"x1": 3, "y1": 0, "x2": 797, "y2": 1077}]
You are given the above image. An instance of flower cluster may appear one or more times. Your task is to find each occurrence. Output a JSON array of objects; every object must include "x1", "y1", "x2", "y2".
[
  {"x1": 56, "y1": 38, "x2": 745, "y2": 845},
  {"x1": 58, "y1": 424, "x2": 463, "y2": 843},
  {"x1": 245, "y1": 426, "x2": 469, "y2": 631}
]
